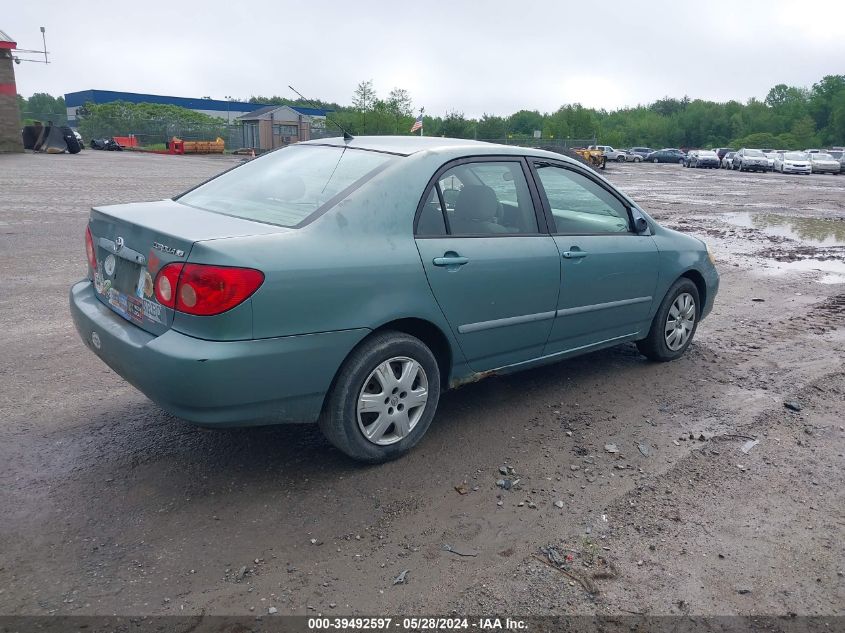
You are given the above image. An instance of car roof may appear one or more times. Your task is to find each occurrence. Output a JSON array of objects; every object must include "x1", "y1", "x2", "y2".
[{"x1": 298, "y1": 135, "x2": 577, "y2": 163}]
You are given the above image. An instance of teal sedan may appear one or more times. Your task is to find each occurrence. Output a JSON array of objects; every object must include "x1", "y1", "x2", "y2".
[{"x1": 70, "y1": 136, "x2": 719, "y2": 462}]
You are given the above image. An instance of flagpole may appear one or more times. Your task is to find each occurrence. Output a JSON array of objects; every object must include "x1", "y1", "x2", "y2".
[{"x1": 420, "y1": 107, "x2": 424, "y2": 137}]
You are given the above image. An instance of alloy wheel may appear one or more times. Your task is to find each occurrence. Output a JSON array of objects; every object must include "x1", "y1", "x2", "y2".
[{"x1": 357, "y1": 357, "x2": 429, "y2": 446}]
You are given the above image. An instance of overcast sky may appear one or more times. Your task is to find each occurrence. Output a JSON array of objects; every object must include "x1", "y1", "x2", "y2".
[{"x1": 6, "y1": 1, "x2": 845, "y2": 116}]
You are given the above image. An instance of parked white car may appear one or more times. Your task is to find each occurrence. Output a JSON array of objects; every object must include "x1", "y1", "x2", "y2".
[
  {"x1": 721, "y1": 151, "x2": 736, "y2": 169},
  {"x1": 773, "y1": 152, "x2": 811, "y2": 174}
]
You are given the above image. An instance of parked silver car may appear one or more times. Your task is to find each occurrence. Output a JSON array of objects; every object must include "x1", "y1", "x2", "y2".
[
  {"x1": 773, "y1": 152, "x2": 811, "y2": 174},
  {"x1": 721, "y1": 151, "x2": 736, "y2": 169},
  {"x1": 829, "y1": 149, "x2": 845, "y2": 172},
  {"x1": 733, "y1": 148, "x2": 769, "y2": 172},
  {"x1": 764, "y1": 152, "x2": 777, "y2": 170},
  {"x1": 809, "y1": 153, "x2": 841, "y2": 174}
]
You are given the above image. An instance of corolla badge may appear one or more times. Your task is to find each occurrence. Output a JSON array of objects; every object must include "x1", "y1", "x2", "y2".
[
  {"x1": 113, "y1": 236, "x2": 124, "y2": 253},
  {"x1": 152, "y1": 241, "x2": 185, "y2": 257}
]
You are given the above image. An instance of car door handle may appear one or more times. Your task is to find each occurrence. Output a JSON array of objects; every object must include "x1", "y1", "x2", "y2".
[
  {"x1": 433, "y1": 255, "x2": 469, "y2": 267},
  {"x1": 562, "y1": 250, "x2": 588, "y2": 259}
]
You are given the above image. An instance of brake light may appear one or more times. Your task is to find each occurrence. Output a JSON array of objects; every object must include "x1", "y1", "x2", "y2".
[
  {"x1": 85, "y1": 226, "x2": 97, "y2": 274},
  {"x1": 154, "y1": 262, "x2": 182, "y2": 309},
  {"x1": 153, "y1": 263, "x2": 264, "y2": 316}
]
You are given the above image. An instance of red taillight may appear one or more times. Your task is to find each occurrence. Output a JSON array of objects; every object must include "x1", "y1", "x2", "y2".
[
  {"x1": 154, "y1": 262, "x2": 182, "y2": 309},
  {"x1": 153, "y1": 263, "x2": 264, "y2": 316},
  {"x1": 85, "y1": 226, "x2": 97, "y2": 273}
]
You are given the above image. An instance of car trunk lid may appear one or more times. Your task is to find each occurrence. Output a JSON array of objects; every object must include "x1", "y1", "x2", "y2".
[{"x1": 89, "y1": 199, "x2": 289, "y2": 336}]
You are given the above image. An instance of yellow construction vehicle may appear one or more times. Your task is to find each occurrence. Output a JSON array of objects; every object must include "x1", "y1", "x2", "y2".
[{"x1": 572, "y1": 147, "x2": 607, "y2": 169}]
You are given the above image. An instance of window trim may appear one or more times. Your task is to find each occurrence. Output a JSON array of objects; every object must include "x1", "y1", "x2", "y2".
[
  {"x1": 527, "y1": 159, "x2": 641, "y2": 237},
  {"x1": 413, "y1": 155, "x2": 550, "y2": 238}
]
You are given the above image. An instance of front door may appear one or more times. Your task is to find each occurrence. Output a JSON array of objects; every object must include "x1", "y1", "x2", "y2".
[
  {"x1": 529, "y1": 160, "x2": 660, "y2": 355},
  {"x1": 414, "y1": 159, "x2": 561, "y2": 372}
]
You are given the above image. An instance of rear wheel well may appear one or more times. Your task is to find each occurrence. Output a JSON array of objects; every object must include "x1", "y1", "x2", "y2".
[
  {"x1": 372, "y1": 318, "x2": 452, "y2": 388},
  {"x1": 680, "y1": 270, "x2": 706, "y2": 310}
]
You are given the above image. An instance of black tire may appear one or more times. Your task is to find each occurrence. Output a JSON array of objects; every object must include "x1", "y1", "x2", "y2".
[
  {"x1": 653, "y1": 158, "x2": 659, "y2": 163},
  {"x1": 318, "y1": 330, "x2": 441, "y2": 463},
  {"x1": 617, "y1": 155, "x2": 626, "y2": 162},
  {"x1": 636, "y1": 278, "x2": 700, "y2": 362}
]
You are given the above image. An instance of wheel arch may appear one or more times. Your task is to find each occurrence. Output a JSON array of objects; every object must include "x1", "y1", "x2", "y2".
[
  {"x1": 679, "y1": 269, "x2": 707, "y2": 310},
  {"x1": 319, "y1": 317, "x2": 454, "y2": 418},
  {"x1": 371, "y1": 317, "x2": 453, "y2": 388}
]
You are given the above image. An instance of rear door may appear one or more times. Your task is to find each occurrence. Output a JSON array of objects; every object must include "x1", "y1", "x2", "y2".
[
  {"x1": 528, "y1": 160, "x2": 660, "y2": 355},
  {"x1": 414, "y1": 158, "x2": 561, "y2": 372}
]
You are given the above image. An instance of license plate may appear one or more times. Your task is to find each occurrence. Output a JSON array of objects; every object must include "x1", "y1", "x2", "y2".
[{"x1": 112, "y1": 257, "x2": 141, "y2": 295}]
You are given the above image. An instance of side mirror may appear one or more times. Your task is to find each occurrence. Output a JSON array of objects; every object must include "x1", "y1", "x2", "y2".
[{"x1": 635, "y1": 217, "x2": 649, "y2": 233}]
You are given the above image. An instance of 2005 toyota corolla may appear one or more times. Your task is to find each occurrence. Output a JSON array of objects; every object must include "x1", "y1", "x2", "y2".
[{"x1": 70, "y1": 136, "x2": 719, "y2": 462}]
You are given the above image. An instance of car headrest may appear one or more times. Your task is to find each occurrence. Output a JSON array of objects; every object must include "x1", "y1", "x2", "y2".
[{"x1": 454, "y1": 185, "x2": 498, "y2": 222}]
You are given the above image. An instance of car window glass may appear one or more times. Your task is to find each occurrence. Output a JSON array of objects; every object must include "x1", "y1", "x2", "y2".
[
  {"x1": 178, "y1": 146, "x2": 395, "y2": 227},
  {"x1": 438, "y1": 162, "x2": 538, "y2": 236},
  {"x1": 534, "y1": 164, "x2": 631, "y2": 234},
  {"x1": 416, "y1": 188, "x2": 447, "y2": 236}
]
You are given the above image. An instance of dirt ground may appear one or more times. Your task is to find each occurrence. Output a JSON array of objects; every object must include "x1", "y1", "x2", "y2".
[{"x1": 0, "y1": 150, "x2": 843, "y2": 619}]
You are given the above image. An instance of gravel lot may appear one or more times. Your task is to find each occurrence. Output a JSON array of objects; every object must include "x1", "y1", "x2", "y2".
[{"x1": 0, "y1": 150, "x2": 843, "y2": 618}]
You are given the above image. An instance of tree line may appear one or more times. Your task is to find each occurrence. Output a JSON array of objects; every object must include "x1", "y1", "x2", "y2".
[
  {"x1": 248, "y1": 75, "x2": 845, "y2": 148},
  {"x1": 18, "y1": 73, "x2": 845, "y2": 149}
]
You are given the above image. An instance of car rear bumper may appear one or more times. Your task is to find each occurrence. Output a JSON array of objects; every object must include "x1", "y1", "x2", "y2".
[{"x1": 69, "y1": 280, "x2": 370, "y2": 426}]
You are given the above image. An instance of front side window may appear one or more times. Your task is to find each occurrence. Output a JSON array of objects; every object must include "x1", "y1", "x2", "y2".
[
  {"x1": 178, "y1": 145, "x2": 396, "y2": 227},
  {"x1": 433, "y1": 161, "x2": 539, "y2": 236},
  {"x1": 533, "y1": 163, "x2": 631, "y2": 234}
]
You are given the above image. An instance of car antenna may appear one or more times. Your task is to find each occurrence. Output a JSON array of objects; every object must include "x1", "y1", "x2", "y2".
[{"x1": 288, "y1": 85, "x2": 353, "y2": 142}]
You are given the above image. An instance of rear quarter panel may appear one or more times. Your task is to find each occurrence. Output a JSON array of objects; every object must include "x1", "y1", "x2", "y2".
[{"x1": 185, "y1": 153, "x2": 465, "y2": 357}]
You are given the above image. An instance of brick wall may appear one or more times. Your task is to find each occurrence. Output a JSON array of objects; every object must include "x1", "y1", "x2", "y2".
[{"x1": 0, "y1": 50, "x2": 23, "y2": 152}]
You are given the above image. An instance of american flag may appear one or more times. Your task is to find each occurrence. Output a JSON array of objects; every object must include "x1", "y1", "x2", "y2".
[{"x1": 410, "y1": 113, "x2": 423, "y2": 134}]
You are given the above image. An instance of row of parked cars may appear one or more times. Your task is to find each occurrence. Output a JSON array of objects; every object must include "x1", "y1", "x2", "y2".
[
  {"x1": 712, "y1": 147, "x2": 842, "y2": 174},
  {"x1": 594, "y1": 144, "x2": 843, "y2": 174}
]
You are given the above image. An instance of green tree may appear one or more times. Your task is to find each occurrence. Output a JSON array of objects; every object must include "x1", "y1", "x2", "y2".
[
  {"x1": 477, "y1": 113, "x2": 507, "y2": 139},
  {"x1": 77, "y1": 101, "x2": 224, "y2": 145},
  {"x1": 386, "y1": 87, "x2": 413, "y2": 133},
  {"x1": 19, "y1": 92, "x2": 66, "y2": 123},
  {"x1": 439, "y1": 111, "x2": 473, "y2": 138}
]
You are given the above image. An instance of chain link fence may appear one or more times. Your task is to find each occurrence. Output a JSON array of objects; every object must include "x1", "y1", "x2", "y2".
[
  {"x1": 21, "y1": 111, "x2": 69, "y2": 125},
  {"x1": 75, "y1": 118, "x2": 339, "y2": 151},
  {"x1": 479, "y1": 137, "x2": 597, "y2": 151}
]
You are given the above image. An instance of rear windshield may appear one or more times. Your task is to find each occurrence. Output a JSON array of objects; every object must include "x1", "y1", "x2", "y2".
[{"x1": 178, "y1": 145, "x2": 397, "y2": 227}]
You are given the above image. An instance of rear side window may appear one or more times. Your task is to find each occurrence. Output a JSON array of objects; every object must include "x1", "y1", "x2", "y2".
[
  {"x1": 534, "y1": 163, "x2": 631, "y2": 234},
  {"x1": 420, "y1": 161, "x2": 539, "y2": 236},
  {"x1": 178, "y1": 145, "x2": 396, "y2": 227}
]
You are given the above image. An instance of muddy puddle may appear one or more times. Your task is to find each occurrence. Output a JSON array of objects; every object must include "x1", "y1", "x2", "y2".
[
  {"x1": 723, "y1": 213, "x2": 845, "y2": 283},
  {"x1": 724, "y1": 212, "x2": 845, "y2": 245}
]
